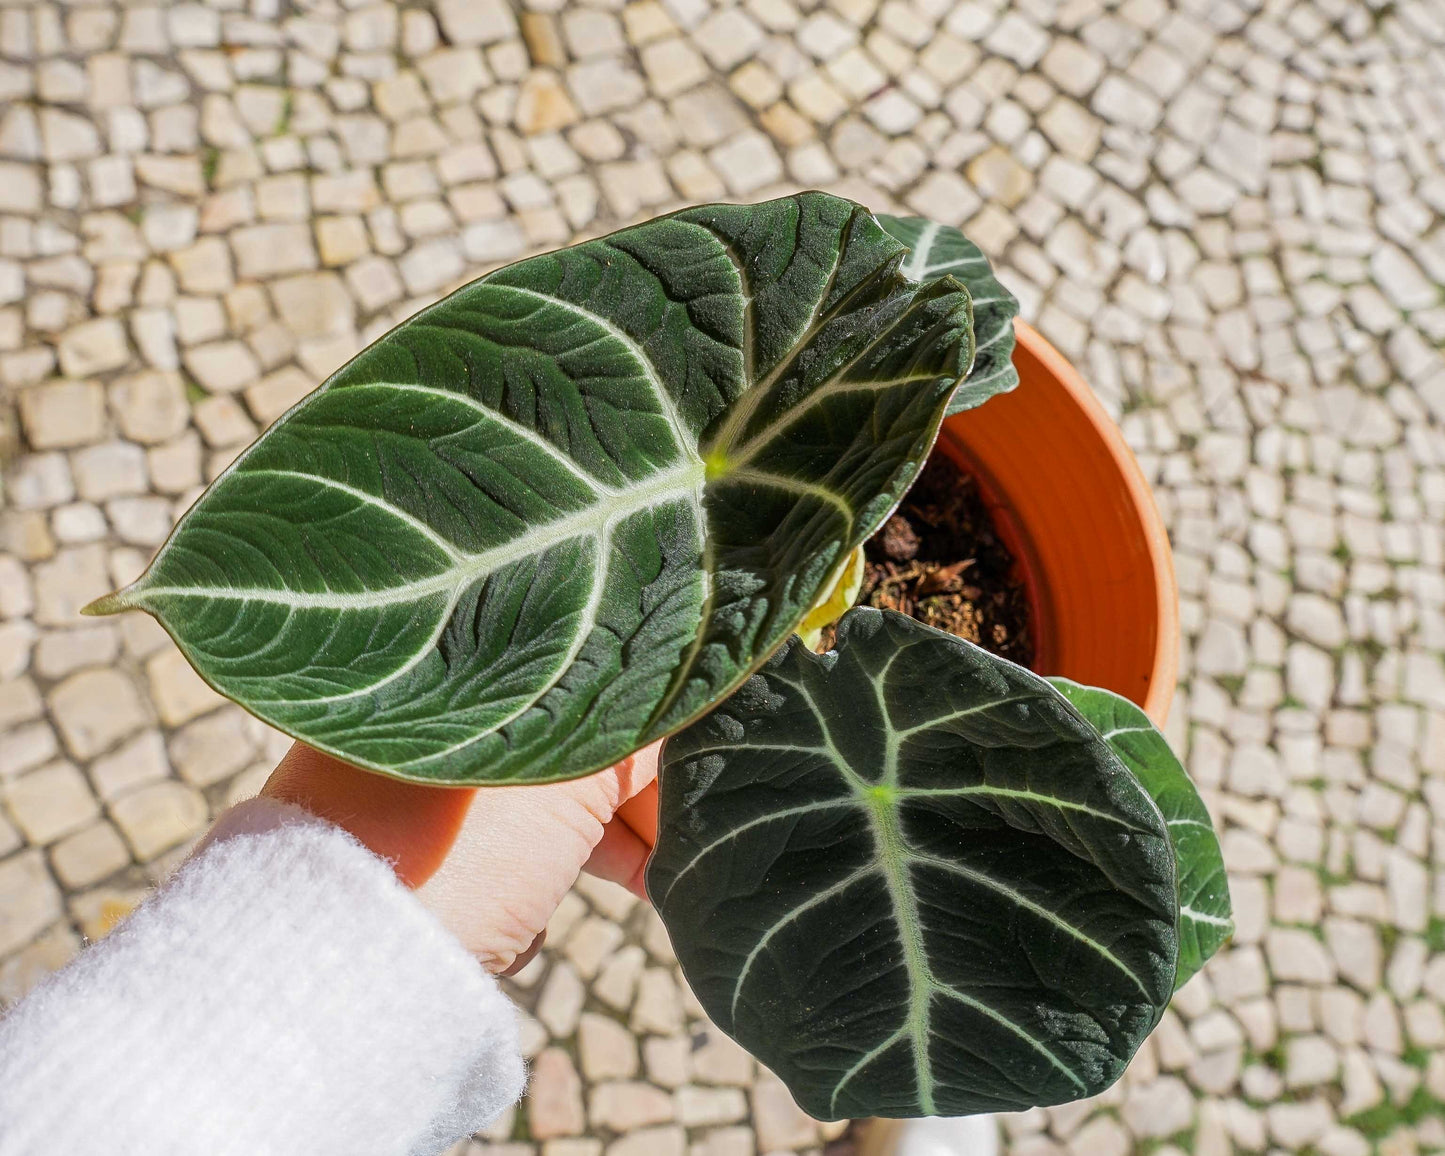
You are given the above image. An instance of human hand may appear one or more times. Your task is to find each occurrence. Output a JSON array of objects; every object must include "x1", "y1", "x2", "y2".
[{"x1": 216, "y1": 742, "x2": 660, "y2": 975}]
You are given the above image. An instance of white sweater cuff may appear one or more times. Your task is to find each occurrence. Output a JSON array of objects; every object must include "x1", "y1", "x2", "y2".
[{"x1": 0, "y1": 804, "x2": 525, "y2": 1156}]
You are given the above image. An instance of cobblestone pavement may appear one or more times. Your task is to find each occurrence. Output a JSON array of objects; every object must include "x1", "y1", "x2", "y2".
[{"x1": 1, "y1": 0, "x2": 1444, "y2": 1152}]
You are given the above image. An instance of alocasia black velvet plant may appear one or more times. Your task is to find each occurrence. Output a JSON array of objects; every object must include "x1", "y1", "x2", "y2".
[{"x1": 87, "y1": 191, "x2": 1230, "y2": 1118}]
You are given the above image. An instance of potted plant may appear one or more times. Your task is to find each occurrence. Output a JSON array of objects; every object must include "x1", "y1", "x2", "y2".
[{"x1": 86, "y1": 192, "x2": 1229, "y2": 1122}]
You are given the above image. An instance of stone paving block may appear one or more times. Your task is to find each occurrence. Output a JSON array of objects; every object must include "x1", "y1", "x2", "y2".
[
  {"x1": 578, "y1": 1012, "x2": 639, "y2": 1082},
  {"x1": 0, "y1": 850, "x2": 62, "y2": 957},
  {"x1": 109, "y1": 779, "x2": 207, "y2": 860},
  {"x1": 18, "y1": 381, "x2": 106, "y2": 450},
  {"x1": 89, "y1": 729, "x2": 171, "y2": 801},
  {"x1": 588, "y1": 1080, "x2": 675, "y2": 1131},
  {"x1": 145, "y1": 647, "x2": 225, "y2": 727},
  {"x1": 531, "y1": 1047, "x2": 587, "y2": 1140},
  {"x1": 5, "y1": 760, "x2": 100, "y2": 845},
  {"x1": 48, "y1": 667, "x2": 148, "y2": 761},
  {"x1": 49, "y1": 820, "x2": 130, "y2": 889},
  {"x1": 167, "y1": 707, "x2": 257, "y2": 788}
]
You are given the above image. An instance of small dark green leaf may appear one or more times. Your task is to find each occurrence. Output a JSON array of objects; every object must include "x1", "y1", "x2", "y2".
[
  {"x1": 648, "y1": 608, "x2": 1178, "y2": 1119},
  {"x1": 88, "y1": 194, "x2": 974, "y2": 785},
  {"x1": 877, "y1": 215, "x2": 1019, "y2": 416},
  {"x1": 1050, "y1": 678, "x2": 1233, "y2": 990}
]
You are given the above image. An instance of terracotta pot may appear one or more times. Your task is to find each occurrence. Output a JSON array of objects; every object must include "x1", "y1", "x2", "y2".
[
  {"x1": 935, "y1": 319, "x2": 1178, "y2": 726},
  {"x1": 616, "y1": 317, "x2": 1179, "y2": 852}
]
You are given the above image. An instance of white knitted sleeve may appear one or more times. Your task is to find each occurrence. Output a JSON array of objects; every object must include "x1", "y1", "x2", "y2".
[{"x1": 0, "y1": 806, "x2": 526, "y2": 1156}]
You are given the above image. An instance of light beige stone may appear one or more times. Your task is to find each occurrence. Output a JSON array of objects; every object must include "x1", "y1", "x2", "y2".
[
  {"x1": 529, "y1": 1047, "x2": 586, "y2": 1140},
  {"x1": 709, "y1": 131, "x2": 782, "y2": 196},
  {"x1": 692, "y1": 1125, "x2": 754, "y2": 1156},
  {"x1": 604, "y1": 1126, "x2": 684, "y2": 1156},
  {"x1": 90, "y1": 729, "x2": 171, "y2": 801},
  {"x1": 192, "y1": 395, "x2": 257, "y2": 447},
  {"x1": 345, "y1": 255, "x2": 405, "y2": 311},
  {"x1": 0, "y1": 676, "x2": 35, "y2": 735},
  {"x1": 167, "y1": 707, "x2": 257, "y2": 789},
  {"x1": 7, "y1": 453, "x2": 75, "y2": 513},
  {"x1": 563, "y1": 915, "x2": 625, "y2": 980},
  {"x1": 51, "y1": 820, "x2": 131, "y2": 889},
  {"x1": 966, "y1": 145, "x2": 1034, "y2": 208},
  {"x1": 269, "y1": 272, "x2": 355, "y2": 341},
  {"x1": 436, "y1": 0, "x2": 516, "y2": 45},
  {"x1": 568, "y1": 59, "x2": 647, "y2": 117},
  {"x1": 589, "y1": 1080, "x2": 674, "y2": 1131},
  {"x1": 578, "y1": 1012, "x2": 638, "y2": 1081},
  {"x1": 146, "y1": 647, "x2": 225, "y2": 726},
  {"x1": 0, "y1": 720, "x2": 57, "y2": 780},
  {"x1": 537, "y1": 959, "x2": 586, "y2": 1038},
  {"x1": 416, "y1": 47, "x2": 491, "y2": 106},
  {"x1": 642, "y1": 1035, "x2": 690, "y2": 1090},
  {"x1": 110, "y1": 779, "x2": 208, "y2": 860},
  {"x1": 49, "y1": 668, "x2": 148, "y2": 760},
  {"x1": 316, "y1": 216, "x2": 370, "y2": 267},
  {"x1": 56, "y1": 316, "x2": 127, "y2": 378},
  {"x1": 516, "y1": 71, "x2": 580, "y2": 136},
  {"x1": 170, "y1": 238, "x2": 234, "y2": 295},
  {"x1": 107, "y1": 370, "x2": 187, "y2": 445},
  {"x1": 231, "y1": 223, "x2": 319, "y2": 280},
  {"x1": 71, "y1": 442, "x2": 147, "y2": 503},
  {"x1": 594, "y1": 943, "x2": 646, "y2": 1011},
  {"x1": 691, "y1": 1026, "x2": 754, "y2": 1085},
  {"x1": 244, "y1": 367, "x2": 314, "y2": 425},
  {"x1": 630, "y1": 966, "x2": 684, "y2": 1034},
  {"x1": 33, "y1": 625, "x2": 120, "y2": 680},
  {"x1": 1123, "y1": 1075, "x2": 1195, "y2": 1138},
  {"x1": 6, "y1": 760, "x2": 99, "y2": 844},
  {"x1": 147, "y1": 432, "x2": 203, "y2": 494},
  {"x1": 641, "y1": 39, "x2": 709, "y2": 99},
  {"x1": 256, "y1": 174, "x2": 310, "y2": 223},
  {"x1": 675, "y1": 1086, "x2": 748, "y2": 1127},
  {"x1": 18, "y1": 381, "x2": 106, "y2": 450},
  {"x1": 135, "y1": 154, "x2": 206, "y2": 197},
  {"x1": 31, "y1": 545, "x2": 110, "y2": 627},
  {"x1": 0, "y1": 850, "x2": 62, "y2": 956},
  {"x1": 750, "y1": 1071, "x2": 816, "y2": 1151},
  {"x1": 142, "y1": 204, "x2": 199, "y2": 253},
  {"x1": 41, "y1": 108, "x2": 101, "y2": 162},
  {"x1": 183, "y1": 340, "x2": 261, "y2": 394},
  {"x1": 0, "y1": 161, "x2": 44, "y2": 214},
  {"x1": 0, "y1": 558, "x2": 34, "y2": 621}
]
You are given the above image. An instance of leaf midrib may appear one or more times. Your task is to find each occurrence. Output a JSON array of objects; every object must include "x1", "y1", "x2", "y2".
[
  {"x1": 865, "y1": 786, "x2": 938, "y2": 1116},
  {"x1": 128, "y1": 460, "x2": 706, "y2": 611}
]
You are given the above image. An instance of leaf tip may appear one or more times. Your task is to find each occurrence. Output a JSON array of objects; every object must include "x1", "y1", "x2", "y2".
[{"x1": 81, "y1": 589, "x2": 133, "y2": 617}]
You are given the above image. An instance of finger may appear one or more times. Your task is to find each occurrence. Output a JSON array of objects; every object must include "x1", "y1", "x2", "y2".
[{"x1": 583, "y1": 816, "x2": 652, "y2": 900}]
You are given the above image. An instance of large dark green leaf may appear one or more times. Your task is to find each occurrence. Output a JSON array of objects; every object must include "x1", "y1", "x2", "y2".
[
  {"x1": 1050, "y1": 678, "x2": 1233, "y2": 990},
  {"x1": 87, "y1": 194, "x2": 974, "y2": 785},
  {"x1": 877, "y1": 215, "x2": 1019, "y2": 415},
  {"x1": 648, "y1": 608, "x2": 1178, "y2": 1119}
]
